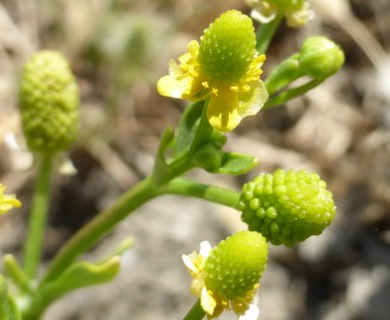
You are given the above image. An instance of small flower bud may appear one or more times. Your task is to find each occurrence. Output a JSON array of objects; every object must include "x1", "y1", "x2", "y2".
[
  {"x1": 299, "y1": 36, "x2": 345, "y2": 79},
  {"x1": 240, "y1": 169, "x2": 336, "y2": 246},
  {"x1": 19, "y1": 51, "x2": 80, "y2": 154},
  {"x1": 199, "y1": 10, "x2": 256, "y2": 82},
  {"x1": 204, "y1": 231, "x2": 268, "y2": 300},
  {"x1": 194, "y1": 144, "x2": 223, "y2": 172}
]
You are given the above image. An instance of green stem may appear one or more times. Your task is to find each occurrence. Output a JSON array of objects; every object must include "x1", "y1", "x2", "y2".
[
  {"x1": 256, "y1": 14, "x2": 283, "y2": 54},
  {"x1": 183, "y1": 299, "x2": 205, "y2": 320},
  {"x1": 23, "y1": 154, "x2": 53, "y2": 278},
  {"x1": 42, "y1": 176, "x2": 159, "y2": 284},
  {"x1": 0, "y1": 274, "x2": 9, "y2": 320},
  {"x1": 263, "y1": 78, "x2": 324, "y2": 110},
  {"x1": 163, "y1": 177, "x2": 241, "y2": 209}
]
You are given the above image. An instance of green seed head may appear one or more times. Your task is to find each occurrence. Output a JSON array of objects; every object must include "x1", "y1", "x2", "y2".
[
  {"x1": 199, "y1": 10, "x2": 256, "y2": 83},
  {"x1": 240, "y1": 169, "x2": 336, "y2": 246},
  {"x1": 204, "y1": 231, "x2": 268, "y2": 300},
  {"x1": 19, "y1": 50, "x2": 79, "y2": 154},
  {"x1": 299, "y1": 36, "x2": 345, "y2": 79}
]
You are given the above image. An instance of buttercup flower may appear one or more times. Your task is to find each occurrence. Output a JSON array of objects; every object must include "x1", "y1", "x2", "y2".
[
  {"x1": 182, "y1": 231, "x2": 268, "y2": 319},
  {"x1": 0, "y1": 184, "x2": 21, "y2": 215},
  {"x1": 158, "y1": 10, "x2": 268, "y2": 132},
  {"x1": 246, "y1": 0, "x2": 314, "y2": 28}
]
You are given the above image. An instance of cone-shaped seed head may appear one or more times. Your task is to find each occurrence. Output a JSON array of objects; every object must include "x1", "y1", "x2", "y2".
[
  {"x1": 19, "y1": 51, "x2": 79, "y2": 154},
  {"x1": 204, "y1": 231, "x2": 268, "y2": 300},
  {"x1": 240, "y1": 169, "x2": 336, "y2": 246},
  {"x1": 199, "y1": 10, "x2": 256, "y2": 83}
]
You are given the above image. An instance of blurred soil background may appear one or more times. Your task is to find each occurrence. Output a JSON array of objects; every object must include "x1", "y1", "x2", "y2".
[{"x1": 0, "y1": 0, "x2": 390, "y2": 319}]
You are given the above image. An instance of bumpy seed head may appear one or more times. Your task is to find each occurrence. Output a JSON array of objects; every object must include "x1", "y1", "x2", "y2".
[
  {"x1": 199, "y1": 10, "x2": 256, "y2": 83},
  {"x1": 299, "y1": 36, "x2": 345, "y2": 79},
  {"x1": 240, "y1": 169, "x2": 336, "y2": 246},
  {"x1": 204, "y1": 231, "x2": 268, "y2": 300},
  {"x1": 19, "y1": 50, "x2": 79, "y2": 154}
]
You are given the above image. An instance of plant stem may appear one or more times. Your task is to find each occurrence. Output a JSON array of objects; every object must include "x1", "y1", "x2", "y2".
[
  {"x1": 43, "y1": 176, "x2": 159, "y2": 283},
  {"x1": 263, "y1": 78, "x2": 324, "y2": 110},
  {"x1": 3, "y1": 255, "x2": 31, "y2": 294},
  {"x1": 164, "y1": 177, "x2": 241, "y2": 209},
  {"x1": 256, "y1": 14, "x2": 283, "y2": 54},
  {"x1": 183, "y1": 299, "x2": 205, "y2": 320},
  {"x1": 23, "y1": 154, "x2": 53, "y2": 278}
]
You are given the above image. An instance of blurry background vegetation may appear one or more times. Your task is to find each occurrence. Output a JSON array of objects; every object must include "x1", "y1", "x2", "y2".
[{"x1": 0, "y1": 0, "x2": 389, "y2": 319}]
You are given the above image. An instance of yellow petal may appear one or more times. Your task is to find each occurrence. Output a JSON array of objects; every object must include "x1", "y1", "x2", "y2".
[
  {"x1": 207, "y1": 87, "x2": 241, "y2": 132},
  {"x1": 0, "y1": 185, "x2": 21, "y2": 215},
  {"x1": 237, "y1": 80, "x2": 268, "y2": 119},
  {"x1": 157, "y1": 72, "x2": 191, "y2": 99},
  {"x1": 200, "y1": 286, "x2": 217, "y2": 316}
]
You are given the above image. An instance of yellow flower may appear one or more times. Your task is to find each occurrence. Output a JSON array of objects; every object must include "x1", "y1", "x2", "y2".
[
  {"x1": 182, "y1": 231, "x2": 268, "y2": 319},
  {"x1": 0, "y1": 184, "x2": 21, "y2": 215},
  {"x1": 246, "y1": 0, "x2": 314, "y2": 28},
  {"x1": 157, "y1": 10, "x2": 268, "y2": 132}
]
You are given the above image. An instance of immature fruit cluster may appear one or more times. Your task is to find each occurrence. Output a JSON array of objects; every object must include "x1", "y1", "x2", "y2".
[
  {"x1": 19, "y1": 51, "x2": 79, "y2": 154},
  {"x1": 240, "y1": 169, "x2": 336, "y2": 246},
  {"x1": 204, "y1": 231, "x2": 268, "y2": 300},
  {"x1": 199, "y1": 10, "x2": 256, "y2": 82}
]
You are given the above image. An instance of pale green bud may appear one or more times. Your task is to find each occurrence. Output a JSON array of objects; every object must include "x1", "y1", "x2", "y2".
[{"x1": 299, "y1": 36, "x2": 345, "y2": 79}]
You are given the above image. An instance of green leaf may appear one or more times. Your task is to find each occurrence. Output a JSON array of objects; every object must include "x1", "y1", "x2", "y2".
[
  {"x1": 3, "y1": 255, "x2": 31, "y2": 294},
  {"x1": 215, "y1": 152, "x2": 258, "y2": 175},
  {"x1": 39, "y1": 257, "x2": 121, "y2": 305}
]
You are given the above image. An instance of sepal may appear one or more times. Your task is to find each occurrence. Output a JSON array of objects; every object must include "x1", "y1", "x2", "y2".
[
  {"x1": 172, "y1": 101, "x2": 204, "y2": 157},
  {"x1": 265, "y1": 53, "x2": 303, "y2": 95},
  {"x1": 152, "y1": 126, "x2": 175, "y2": 186},
  {"x1": 216, "y1": 152, "x2": 258, "y2": 175}
]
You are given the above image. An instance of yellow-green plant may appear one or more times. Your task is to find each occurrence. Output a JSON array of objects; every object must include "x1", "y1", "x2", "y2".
[{"x1": 1, "y1": 1, "x2": 343, "y2": 319}]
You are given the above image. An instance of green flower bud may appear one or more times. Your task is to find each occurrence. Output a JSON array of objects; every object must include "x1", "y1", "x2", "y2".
[
  {"x1": 199, "y1": 10, "x2": 256, "y2": 82},
  {"x1": 19, "y1": 50, "x2": 80, "y2": 154},
  {"x1": 240, "y1": 169, "x2": 336, "y2": 246},
  {"x1": 204, "y1": 230, "x2": 268, "y2": 300},
  {"x1": 194, "y1": 144, "x2": 223, "y2": 172},
  {"x1": 299, "y1": 36, "x2": 345, "y2": 79}
]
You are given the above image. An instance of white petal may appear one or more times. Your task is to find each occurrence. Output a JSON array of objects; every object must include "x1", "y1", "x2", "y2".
[
  {"x1": 239, "y1": 303, "x2": 260, "y2": 320},
  {"x1": 199, "y1": 241, "x2": 212, "y2": 259},
  {"x1": 182, "y1": 254, "x2": 197, "y2": 273},
  {"x1": 250, "y1": 9, "x2": 276, "y2": 24}
]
